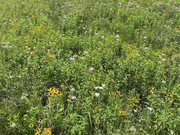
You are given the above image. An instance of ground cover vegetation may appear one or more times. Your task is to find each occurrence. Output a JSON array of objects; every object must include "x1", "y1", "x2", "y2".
[{"x1": 0, "y1": 0, "x2": 179, "y2": 134}]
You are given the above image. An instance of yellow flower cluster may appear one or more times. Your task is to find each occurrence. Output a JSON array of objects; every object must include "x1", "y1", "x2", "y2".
[
  {"x1": 35, "y1": 128, "x2": 41, "y2": 135},
  {"x1": 35, "y1": 127, "x2": 52, "y2": 135},
  {"x1": 48, "y1": 87, "x2": 62, "y2": 96},
  {"x1": 109, "y1": 91, "x2": 123, "y2": 97},
  {"x1": 150, "y1": 87, "x2": 156, "y2": 94},
  {"x1": 129, "y1": 97, "x2": 139, "y2": 107},
  {"x1": 119, "y1": 110, "x2": 125, "y2": 116},
  {"x1": 43, "y1": 128, "x2": 52, "y2": 135}
]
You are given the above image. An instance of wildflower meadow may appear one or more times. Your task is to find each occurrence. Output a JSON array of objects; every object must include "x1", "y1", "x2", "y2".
[{"x1": 0, "y1": 0, "x2": 179, "y2": 135}]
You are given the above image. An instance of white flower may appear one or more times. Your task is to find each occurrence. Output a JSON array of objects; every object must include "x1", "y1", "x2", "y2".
[
  {"x1": 129, "y1": 126, "x2": 136, "y2": 133},
  {"x1": 101, "y1": 35, "x2": 105, "y2": 39},
  {"x1": 8, "y1": 75, "x2": 13, "y2": 79},
  {"x1": 10, "y1": 123, "x2": 16, "y2": 128},
  {"x1": 83, "y1": 51, "x2": 88, "y2": 54},
  {"x1": 171, "y1": 130, "x2": 175, "y2": 135},
  {"x1": 162, "y1": 80, "x2": 166, "y2": 84},
  {"x1": 94, "y1": 87, "x2": 99, "y2": 90},
  {"x1": 98, "y1": 87, "x2": 103, "y2": 90},
  {"x1": 94, "y1": 86, "x2": 104, "y2": 90},
  {"x1": 133, "y1": 109, "x2": 137, "y2": 113},
  {"x1": 69, "y1": 57, "x2": 75, "y2": 61},
  {"x1": 143, "y1": 36, "x2": 147, "y2": 39},
  {"x1": 89, "y1": 67, "x2": 95, "y2": 71},
  {"x1": 161, "y1": 58, "x2": 166, "y2": 61},
  {"x1": 147, "y1": 107, "x2": 153, "y2": 112},
  {"x1": 20, "y1": 96, "x2": 27, "y2": 100},
  {"x1": 115, "y1": 34, "x2": 119, "y2": 38},
  {"x1": 102, "y1": 84, "x2": 105, "y2": 87},
  {"x1": 144, "y1": 47, "x2": 148, "y2": 50},
  {"x1": 70, "y1": 87, "x2": 75, "y2": 92},
  {"x1": 20, "y1": 93, "x2": 28, "y2": 100},
  {"x1": 95, "y1": 92, "x2": 100, "y2": 97},
  {"x1": 73, "y1": 54, "x2": 78, "y2": 58}
]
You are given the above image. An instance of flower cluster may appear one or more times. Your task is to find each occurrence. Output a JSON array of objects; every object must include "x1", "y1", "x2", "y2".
[
  {"x1": 48, "y1": 87, "x2": 62, "y2": 96},
  {"x1": 109, "y1": 91, "x2": 123, "y2": 97},
  {"x1": 34, "y1": 127, "x2": 52, "y2": 135}
]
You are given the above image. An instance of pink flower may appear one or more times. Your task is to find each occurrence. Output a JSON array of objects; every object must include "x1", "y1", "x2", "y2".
[{"x1": 71, "y1": 95, "x2": 76, "y2": 100}]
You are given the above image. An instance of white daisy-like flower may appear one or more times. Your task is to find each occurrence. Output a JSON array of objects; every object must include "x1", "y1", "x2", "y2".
[
  {"x1": 102, "y1": 84, "x2": 105, "y2": 87},
  {"x1": 95, "y1": 92, "x2": 100, "y2": 97},
  {"x1": 147, "y1": 107, "x2": 153, "y2": 112},
  {"x1": 70, "y1": 87, "x2": 75, "y2": 92},
  {"x1": 83, "y1": 50, "x2": 88, "y2": 54},
  {"x1": 89, "y1": 67, "x2": 95, "y2": 71},
  {"x1": 129, "y1": 126, "x2": 136, "y2": 133},
  {"x1": 101, "y1": 35, "x2": 105, "y2": 39},
  {"x1": 115, "y1": 34, "x2": 119, "y2": 38},
  {"x1": 98, "y1": 87, "x2": 103, "y2": 90},
  {"x1": 69, "y1": 57, "x2": 75, "y2": 61},
  {"x1": 143, "y1": 36, "x2": 147, "y2": 39},
  {"x1": 10, "y1": 123, "x2": 16, "y2": 128},
  {"x1": 162, "y1": 80, "x2": 166, "y2": 84}
]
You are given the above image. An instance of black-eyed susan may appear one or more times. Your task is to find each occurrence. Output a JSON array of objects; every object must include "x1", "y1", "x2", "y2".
[
  {"x1": 29, "y1": 124, "x2": 34, "y2": 128},
  {"x1": 53, "y1": 89, "x2": 59, "y2": 95},
  {"x1": 93, "y1": 108, "x2": 97, "y2": 113},
  {"x1": 37, "y1": 96, "x2": 42, "y2": 100},
  {"x1": 58, "y1": 91, "x2": 63, "y2": 96},
  {"x1": 43, "y1": 127, "x2": 52, "y2": 135},
  {"x1": 48, "y1": 87, "x2": 60, "y2": 96},
  {"x1": 35, "y1": 128, "x2": 41, "y2": 135},
  {"x1": 38, "y1": 119, "x2": 43, "y2": 124}
]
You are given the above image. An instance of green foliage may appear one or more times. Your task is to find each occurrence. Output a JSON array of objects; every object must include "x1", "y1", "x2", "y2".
[{"x1": 0, "y1": 0, "x2": 179, "y2": 135}]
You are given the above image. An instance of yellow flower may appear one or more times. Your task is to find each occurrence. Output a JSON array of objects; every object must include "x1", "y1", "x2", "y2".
[
  {"x1": 150, "y1": 87, "x2": 155, "y2": 94},
  {"x1": 169, "y1": 99, "x2": 174, "y2": 105},
  {"x1": 48, "y1": 87, "x2": 60, "y2": 96},
  {"x1": 91, "y1": 77, "x2": 96, "y2": 81},
  {"x1": 35, "y1": 128, "x2": 41, "y2": 135},
  {"x1": 129, "y1": 97, "x2": 139, "y2": 106},
  {"x1": 37, "y1": 96, "x2": 42, "y2": 100},
  {"x1": 93, "y1": 109, "x2": 97, "y2": 113},
  {"x1": 59, "y1": 91, "x2": 63, "y2": 96},
  {"x1": 119, "y1": 110, "x2": 125, "y2": 116},
  {"x1": 29, "y1": 124, "x2": 34, "y2": 128},
  {"x1": 48, "y1": 91, "x2": 54, "y2": 96},
  {"x1": 53, "y1": 89, "x2": 59, "y2": 95},
  {"x1": 35, "y1": 132, "x2": 41, "y2": 135},
  {"x1": 38, "y1": 119, "x2": 42, "y2": 123},
  {"x1": 43, "y1": 128, "x2": 52, "y2": 135}
]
